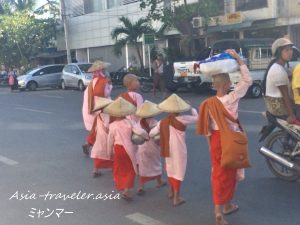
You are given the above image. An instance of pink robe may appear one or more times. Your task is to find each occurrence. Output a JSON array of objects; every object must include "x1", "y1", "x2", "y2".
[
  {"x1": 107, "y1": 119, "x2": 138, "y2": 174},
  {"x1": 126, "y1": 91, "x2": 144, "y2": 124},
  {"x1": 137, "y1": 118, "x2": 162, "y2": 181},
  {"x1": 90, "y1": 113, "x2": 111, "y2": 161},
  {"x1": 82, "y1": 77, "x2": 112, "y2": 131},
  {"x1": 150, "y1": 108, "x2": 198, "y2": 181}
]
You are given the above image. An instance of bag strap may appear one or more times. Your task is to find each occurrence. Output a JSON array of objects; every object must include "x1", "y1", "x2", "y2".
[{"x1": 210, "y1": 96, "x2": 244, "y2": 132}]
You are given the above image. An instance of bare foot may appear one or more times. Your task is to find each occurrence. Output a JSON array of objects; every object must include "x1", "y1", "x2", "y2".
[
  {"x1": 92, "y1": 172, "x2": 102, "y2": 178},
  {"x1": 173, "y1": 197, "x2": 185, "y2": 207},
  {"x1": 137, "y1": 188, "x2": 145, "y2": 196},
  {"x1": 156, "y1": 181, "x2": 167, "y2": 188},
  {"x1": 121, "y1": 191, "x2": 132, "y2": 201},
  {"x1": 223, "y1": 203, "x2": 239, "y2": 215},
  {"x1": 215, "y1": 213, "x2": 228, "y2": 225}
]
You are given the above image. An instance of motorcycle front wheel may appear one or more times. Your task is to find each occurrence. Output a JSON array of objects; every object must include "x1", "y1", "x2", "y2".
[
  {"x1": 140, "y1": 82, "x2": 153, "y2": 93},
  {"x1": 265, "y1": 130, "x2": 300, "y2": 181}
]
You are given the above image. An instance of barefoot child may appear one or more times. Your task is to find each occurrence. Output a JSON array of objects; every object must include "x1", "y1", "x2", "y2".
[
  {"x1": 197, "y1": 49, "x2": 252, "y2": 225},
  {"x1": 105, "y1": 97, "x2": 146, "y2": 200},
  {"x1": 135, "y1": 100, "x2": 166, "y2": 195},
  {"x1": 88, "y1": 97, "x2": 113, "y2": 177},
  {"x1": 150, "y1": 94, "x2": 198, "y2": 207}
]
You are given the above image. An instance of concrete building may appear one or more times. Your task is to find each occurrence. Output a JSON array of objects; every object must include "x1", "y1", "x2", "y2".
[{"x1": 57, "y1": 0, "x2": 300, "y2": 69}]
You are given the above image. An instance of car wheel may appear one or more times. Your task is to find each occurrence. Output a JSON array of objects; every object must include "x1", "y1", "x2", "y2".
[
  {"x1": 247, "y1": 83, "x2": 262, "y2": 98},
  {"x1": 61, "y1": 80, "x2": 66, "y2": 90},
  {"x1": 27, "y1": 81, "x2": 37, "y2": 91},
  {"x1": 78, "y1": 80, "x2": 85, "y2": 91}
]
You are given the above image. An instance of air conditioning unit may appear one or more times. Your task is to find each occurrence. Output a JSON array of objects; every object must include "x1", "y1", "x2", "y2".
[{"x1": 192, "y1": 17, "x2": 204, "y2": 28}]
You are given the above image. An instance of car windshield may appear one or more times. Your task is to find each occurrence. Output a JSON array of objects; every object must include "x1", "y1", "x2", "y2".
[
  {"x1": 25, "y1": 68, "x2": 40, "y2": 75},
  {"x1": 78, "y1": 64, "x2": 92, "y2": 73}
]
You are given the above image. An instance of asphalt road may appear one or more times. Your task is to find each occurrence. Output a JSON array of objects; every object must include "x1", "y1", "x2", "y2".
[{"x1": 0, "y1": 86, "x2": 299, "y2": 225}]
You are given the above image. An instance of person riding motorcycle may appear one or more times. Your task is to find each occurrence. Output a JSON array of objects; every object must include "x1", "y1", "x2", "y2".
[{"x1": 264, "y1": 38, "x2": 295, "y2": 121}]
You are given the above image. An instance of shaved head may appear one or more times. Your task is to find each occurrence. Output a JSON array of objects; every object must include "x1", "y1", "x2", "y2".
[
  {"x1": 123, "y1": 73, "x2": 138, "y2": 87},
  {"x1": 212, "y1": 73, "x2": 230, "y2": 89}
]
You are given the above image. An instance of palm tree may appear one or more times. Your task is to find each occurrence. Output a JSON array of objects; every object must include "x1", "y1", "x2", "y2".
[
  {"x1": 7, "y1": 0, "x2": 35, "y2": 11},
  {"x1": 111, "y1": 16, "x2": 154, "y2": 73}
]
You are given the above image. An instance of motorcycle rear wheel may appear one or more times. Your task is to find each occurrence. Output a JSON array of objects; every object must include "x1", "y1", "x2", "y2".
[
  {"x1": 140, "y1": 83, "x2": 153, "y2": 93},
  {"x1": 265, "y1": 130, "x2": 300, "y2": 181}
]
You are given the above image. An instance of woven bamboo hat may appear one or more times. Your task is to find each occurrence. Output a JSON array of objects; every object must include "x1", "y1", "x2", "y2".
[
  {"x1": 88, "y1": 60, "x2": 110, "y2": 72},
  {"x1": 136, "y1": 100, "x2": 161, "y2": 118},
  {"x1": 158, "y1": 93, "x2": 191, "y2": 113},
  {"x1": 103, "y1": 97, "x2": 136, "y2": 117},
  {"x1": 92, "y1": 97, "x2": 113, "y2": 113}
]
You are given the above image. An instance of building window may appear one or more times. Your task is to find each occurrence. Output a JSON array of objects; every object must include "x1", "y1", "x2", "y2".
[
  {"x1": 122, "y1": 0, "x2": 139, "y2": 5},
  {"x1": 236, "y1": 0, "x2": 268, "y2": 11},
  {"x1": 107, "y1": 0, "x2": 122, "y2": 8},
  {"x1": 84, "y1": 0, "x2": 106, "y2": 13}
]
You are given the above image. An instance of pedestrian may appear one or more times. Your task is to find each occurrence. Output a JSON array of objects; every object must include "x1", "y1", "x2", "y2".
[
  {"x1": 82, "y1": 60, "x2": 112, "y2": 156},
  {"x1": 119, "y1": 73, "x2": 144, "y2": 122},
  {"x1": 149, "y1": 94, "x2": 198, "y2": 207},
  {"x1": 87, "y1": 97, "x2": 113, "y2": 178},
  {"x1": 262, "y1": 38, "x2": 295, "y2": 123},
  {"x1": 197, "y1": 49, "x2": 252, "y2": 225},
  {"x1": 8, "y1": 67, "x2": 17, "y2": 92},
  {"x1": 105, "y1": 97, "x2": 144, "y2": 200},
  {"x1": 152, "y1": 54, "x2": 166, "y2": 98},
  {"x1": 292, "y1": 63, "x2": 300, "y2": 124},
  {"x1": 135, "y1": 100, "x2": 166, "y2": 195}
]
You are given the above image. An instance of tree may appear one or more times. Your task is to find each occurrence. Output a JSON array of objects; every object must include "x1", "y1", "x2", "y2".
[
  {"x1": 7, "y1": 0, "x2": 35, "y2": 11},
  {"x1": 139, "y1": 0, "x2": 221, "y2": 57},
  {"x1": 111, "y1": 16, "x2": 154, "y2": 73},
  {"x1": 0, "y1": 10, "x2": 58, "y2": 67}
]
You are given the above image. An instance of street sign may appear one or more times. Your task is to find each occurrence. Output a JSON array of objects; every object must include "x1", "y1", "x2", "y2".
[{"x1": 143, "y1": 34, "x2": 155, "y2": 45}]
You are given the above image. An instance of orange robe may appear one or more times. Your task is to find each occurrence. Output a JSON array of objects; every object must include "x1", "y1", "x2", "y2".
[
  {"x1": 198, "y1": 98, "x2": 238, "y2": 205},
  {"x1": 210, "y1": 130, "x2": 237, "y2": 205},
  {"x1": 107, "y1": 119, "x2": 138, "y2": 191}
]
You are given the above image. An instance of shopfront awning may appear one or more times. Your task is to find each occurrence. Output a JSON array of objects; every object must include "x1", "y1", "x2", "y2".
[{"x1": 206, "y1": 20, "x2": 253, "y2": 34}]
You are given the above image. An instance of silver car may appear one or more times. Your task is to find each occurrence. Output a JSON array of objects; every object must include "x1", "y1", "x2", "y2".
[
  {"x1": 17, "y1": 64, "x2": 65, "y2": 91},
  {"x1": 61, "y1": 63, "x2": 93, "y2": 91}
]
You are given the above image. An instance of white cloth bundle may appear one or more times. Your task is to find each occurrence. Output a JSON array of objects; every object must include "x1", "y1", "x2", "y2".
[{"x1": 198, "y1": 52, "x2": 239, "y2": 76}]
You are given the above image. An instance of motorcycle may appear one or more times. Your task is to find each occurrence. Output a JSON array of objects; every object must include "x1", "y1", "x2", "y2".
[
  {"x1": 258, "y1": 112, "x2": 300, "y2": 181},
  {"x1": 139, "y1": 64, "x2": 207, "y2": 94},
  {"x1": 110, "y1": 66, "x2": 128, "y2": 85}
]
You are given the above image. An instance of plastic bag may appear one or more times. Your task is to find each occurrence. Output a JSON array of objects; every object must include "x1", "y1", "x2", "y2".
[{"x1": 198, "y1": 52, "x2": 239, "y2": 76}]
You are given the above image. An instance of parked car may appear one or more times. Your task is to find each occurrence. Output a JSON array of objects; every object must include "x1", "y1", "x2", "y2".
[
  {"x1": 17, "y1": 64, "x2": 65, "y2": 91},
  {"x1": 61, "y1": 63, "x2": 93, "y2": 91}
]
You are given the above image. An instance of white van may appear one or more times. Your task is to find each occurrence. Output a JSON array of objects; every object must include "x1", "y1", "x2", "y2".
[{"x1": 174, "y1": 39, "x2": 300, "y2": 97}]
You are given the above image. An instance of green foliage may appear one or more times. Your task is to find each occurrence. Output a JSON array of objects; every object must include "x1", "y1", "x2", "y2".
[
  {"x1": 0, "y1": 10, "x2": 59, "y2": 67},
  {"x1": 139, "y1": 0, "x2": 220, "y2": 32},
  {"x1": 0, "y1": 1, "x2": 60, "y2": 67},
  {"x1": 111, "y1": 16, "x2": 155, "y2": 72}
]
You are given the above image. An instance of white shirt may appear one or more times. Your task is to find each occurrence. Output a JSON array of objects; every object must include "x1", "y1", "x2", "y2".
[{"x1": 266, "y1": 63, "x2": 289, "y2": 98}]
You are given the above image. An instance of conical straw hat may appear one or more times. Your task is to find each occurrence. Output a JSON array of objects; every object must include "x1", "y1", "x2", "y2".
[
  {"x1": 92, "y1": 97, "x2": 113, "y2": 113},
  {"x1": 88, "y1": 60, "x2": 110, "y2": 72},
  {"x1": 158, "y1": 93, "x2": 191, "y2": 113},
  {"x1": 136, "y1": 100, "x2": 161, "y2": 118},
  {"x1": 103, "y1": 97, "x2": 136, "y2": 117}
]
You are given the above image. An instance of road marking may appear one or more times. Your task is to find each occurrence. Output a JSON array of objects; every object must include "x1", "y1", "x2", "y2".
[
  {"x1": 40, "y1": 95, "x2": 64, "y2": 99},
  {"x1": 126, "y1": 213, "x2": 166, "y2": 225},
  {"x1": 239, "y1": 110, "x2": 264, "y2": 114},
  {"x1": 15, "y1": 107, "x2": 52, "y2": 114},
  {"x1": 0, "y1": 155, "x2": 18, "y2": 166}
]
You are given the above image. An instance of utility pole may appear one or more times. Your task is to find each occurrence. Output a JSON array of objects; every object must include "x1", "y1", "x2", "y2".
[{"x1": 60, "y1": 0, "x2": 71, "y2": 63}]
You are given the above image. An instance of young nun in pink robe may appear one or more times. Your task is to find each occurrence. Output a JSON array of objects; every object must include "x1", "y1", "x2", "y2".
[
  {"x1": 88, "y1": 97, "x2": 113, "y2": 177},
  {"x1": 105, "y1": 97, "x2": 147, "y2": 200},
  {"x1": 150, "y1": 94, "x2": 198, "y2": 207},
  {"x1": 135, "y1": 100, "x2": 166, "y2": 195}
]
